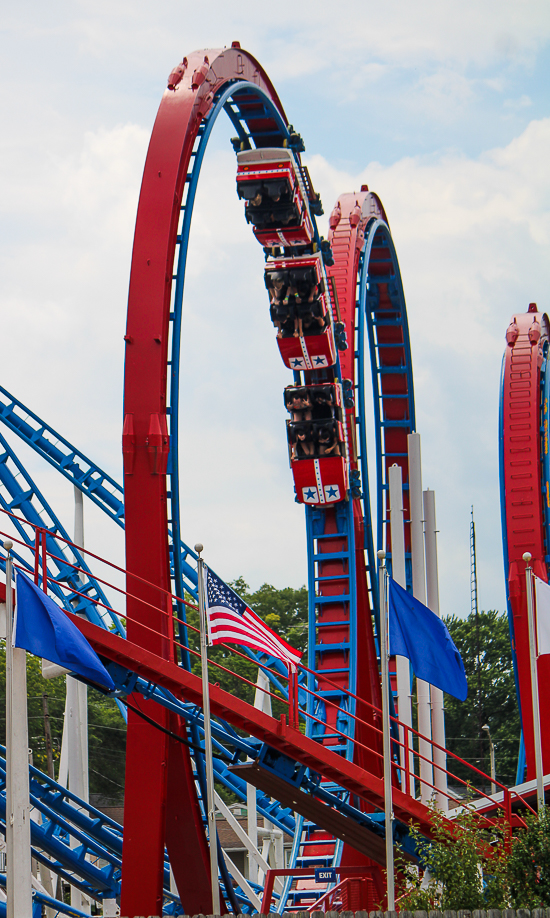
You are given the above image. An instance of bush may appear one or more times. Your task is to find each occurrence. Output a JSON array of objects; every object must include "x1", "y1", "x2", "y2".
[{"x1": 396, "y1": 803, "x2": 550, "y2": 910}]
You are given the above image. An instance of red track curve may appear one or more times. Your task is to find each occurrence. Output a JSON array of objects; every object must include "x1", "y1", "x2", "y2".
[
  {"x1": 122, "y1": 46, "x2": 286, "y2": 916},
  {"x1": 501, "y1": 305, "x2": 550, "y2": 778}
]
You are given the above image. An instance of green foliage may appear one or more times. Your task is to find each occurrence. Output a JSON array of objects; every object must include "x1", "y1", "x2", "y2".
[
  {"x1": 181, "y1": 578, "x2": 308, "y2": 719},
  {"x1": 397, "y1": 804, "x2": 550, "y2": 910},
  {"x1": 507, "y1": 806, "x2": 550, "y2": 907},
  {"x1": 443, "y1": 610, "x2": 520, "y2": 787},
  {"x1": 396, "y1": 802, "x2": 508, "y2": 911},
  {"x1": 0, "y1": 641, "x2": 126, "y2": 803}
]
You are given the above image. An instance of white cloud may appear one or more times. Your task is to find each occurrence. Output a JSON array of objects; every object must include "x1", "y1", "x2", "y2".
[
  {"x1": 0, "y1": 5, "x2": 549, "y2": 620},
  {"x1": 305, "y1": 117, "x2": 550, "y2": 616},
  {"x1": 504, "y1": 94, "x2": 533, "y2": 111}
]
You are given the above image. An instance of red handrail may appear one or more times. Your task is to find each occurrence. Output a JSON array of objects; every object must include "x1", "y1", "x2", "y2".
[{"x1": 0, "y1": 505, "x2": 536, "y2": 824}]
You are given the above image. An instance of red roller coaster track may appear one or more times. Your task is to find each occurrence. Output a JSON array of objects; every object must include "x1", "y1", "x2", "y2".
[
  {"x1": 501, "y1": 304, "x2": 550, "y2": 780},
  {"x1": 121, "y1": 46, "x2": 288, "y2": 916}
]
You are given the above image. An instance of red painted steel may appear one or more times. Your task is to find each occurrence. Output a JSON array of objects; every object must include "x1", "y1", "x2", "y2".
[
  {"x1": 121, "y1": 46, "x2": 287, "y2": 916},
  {"x1": 69, "y1": 612, "x2": 436, "y2": 831},
  {"x1": 260, "y1": 866, "x2": 384, "y2": 914},
  {"x1": 501, "y1": 306, "x2": 550, "y2": 778},
  {"x1": 277, "y1": 326, "x2": 337, "y2": 371},
  {"x1": 326, "y1": 195, "x2": 388, "y2": 881}
]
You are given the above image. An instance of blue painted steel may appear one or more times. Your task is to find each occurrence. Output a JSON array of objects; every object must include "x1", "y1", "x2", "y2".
[
  {"x1": 355, "y1": 247, "x2": 380, "y2": 630},
  {"x1": 167, "y1": 80, "x2": 291, "y2": 645},
  {"x1": 0, "y1": 84, "x2": 420, "y2": 913},
  {"x1": 274, "y1": 501, "x2": 356, "y2": 909},
  {"x1": 0, "y1": 384, "x2": 201, "y2": 601},
  {"x1": 305, "y1": 501, "x2": 357, "y2": 758},
  {"x1": 516, "y1": 731, "x2": 527, "y2": 786},
  {"x1": 0, "y1": 405, "x2": 301, "y2": 873},
  {"x1": 360, "y1": 220, "x2": 415, "y2": 585},
  {"x1": 0, "y1": 431, "x2": 123, "y2": 636},
  {"x1": 0, "y1": 874, "x2": 95, "y2": 918},
  {"x1": 0, "y1": 385, "x2": 123, "y2": 523}
]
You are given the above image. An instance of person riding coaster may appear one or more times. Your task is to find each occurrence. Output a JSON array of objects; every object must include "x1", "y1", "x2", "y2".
[
  {"x1": 266, "y1": 267, "x2": 327, "y2": 338},
  {"x1": 289, "y1": 421, "x2": 315, "y2": 459},
  {"x1": 316, "y1": 421, "x2": 341, "y2": 457},
  {"x1": 284, "y1": 387, "x2": 313, "y2": 421},
  {"x1": 309, "y1": 386, "x2": 335, "y2": 420},
  {"x1": 287, "y1": 418, "x2": 342, "y2": 460},
  {"x1": 239, "y1": 177, "x2": 299, "y2": 229},
  {"x1": 285, "y1": 385, "x2": 335, "y2": 420}
]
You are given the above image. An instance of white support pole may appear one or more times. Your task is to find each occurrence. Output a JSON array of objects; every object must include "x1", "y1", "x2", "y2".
[
  {"x1": 57, "y1": 716, "x2": 68, "y2": 788},
  {"x1": 73, "y1": 486, "x2": 89, "y2": 803},
  {"x1": 524, "y1": 553, "x2": 545, "y2": 811},
  {"x1": 424, "y1": 489, "x2": 448, "y2": 811},
  {"x1": 4, "y1": 541, "x2": 33, "y2": 918},
  {"x1": 408, "y1": 434, "x2": 433, "y2": 804},
  {"x1": 247, "y1": 667, "x2": 271, "y2": 883},
  {"x1": 67, "y1": 487, "x2": 90, "y2": 913},
  {"x1": 378, "y1": 551, "x2": 394, "y2": 911},
  {"x1": 214, "y1": 791, "x2": 282, "y2": 892},
  {"x1": 388, "y1": 463, "x2": 414, "y2": 795},
  {"x1": 196, "y1": 545, "x2": 221, "y2": 915},
  {"x1": 221, "y1": 851, "x2": 262, "y2": 912}
]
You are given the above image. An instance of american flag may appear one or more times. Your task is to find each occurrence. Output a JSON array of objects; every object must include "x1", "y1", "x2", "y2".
[{"x1": 204, "y1": 567, "x2": 302, "y2": 667}]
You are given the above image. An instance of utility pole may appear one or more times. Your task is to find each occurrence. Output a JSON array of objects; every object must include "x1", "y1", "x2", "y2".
[{"x1": 41, "y1": 694, "x2": 54, "y2": 780}]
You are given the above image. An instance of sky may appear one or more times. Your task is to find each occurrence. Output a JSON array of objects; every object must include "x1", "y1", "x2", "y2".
[{"x1": 0, "y1": 0, "x2": 549, "y2": 620}]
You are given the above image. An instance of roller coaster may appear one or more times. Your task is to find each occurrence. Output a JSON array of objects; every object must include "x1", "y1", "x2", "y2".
[{"x1": 0, "y1": 43, "x2": 547, "y2": 918}]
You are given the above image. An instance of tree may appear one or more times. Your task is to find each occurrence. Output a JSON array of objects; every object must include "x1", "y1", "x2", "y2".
[
  {"x1": 180, "y1": 578, "x2": 308, "y2": 713},
  {"x1": 396, "y1": 801, "x2": 509, "y2": 911},
  {"x1": 396, "y1": 802, "x2": 550, "y2": 910},
  {"x1": 0, "y1": 642, "x2": 126, "y2": 804},
  {"x1": 443, "y1": 610, "x2": 520, "y2": 789}
]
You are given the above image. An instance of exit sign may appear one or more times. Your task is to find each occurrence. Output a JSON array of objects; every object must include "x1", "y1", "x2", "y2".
[{"x1": 314, "y1": 867, "x2": 337, "y2": 883}]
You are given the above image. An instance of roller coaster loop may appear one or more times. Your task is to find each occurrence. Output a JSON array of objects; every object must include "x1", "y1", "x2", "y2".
[{"x1": 0, "y1": 41, "x2": 474, "y2": 916}]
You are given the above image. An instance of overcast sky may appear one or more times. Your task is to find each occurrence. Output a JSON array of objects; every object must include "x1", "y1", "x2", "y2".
[{"x1": 0, "y1": 1, "x2": 549, "y2": 619}]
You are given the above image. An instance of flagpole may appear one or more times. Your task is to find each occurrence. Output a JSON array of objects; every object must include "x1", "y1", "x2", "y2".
[
  {"x1": 4, "y1": 540, "x2": 33, "y2": 918},
  {"x1": 378, "y1": 549, "x2": 394, "y2": 910},
  {"x1": 523, "y1": 551, "x2": 545, "y2": 810},
  {"x1": 195, "y1": 544, "x2": 221, "y2": 915}
]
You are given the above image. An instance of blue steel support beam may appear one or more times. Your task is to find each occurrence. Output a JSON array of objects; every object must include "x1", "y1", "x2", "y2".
[{"x1": 0, "y1": 430, "x2": 123, "y2": 634}]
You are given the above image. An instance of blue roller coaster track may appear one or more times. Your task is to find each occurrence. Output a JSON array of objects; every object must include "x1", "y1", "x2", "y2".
[{"x1": 0, "y1": 72, "x2": 416, "y2": 914}]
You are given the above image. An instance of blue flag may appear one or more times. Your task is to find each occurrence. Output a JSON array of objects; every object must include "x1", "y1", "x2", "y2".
[
  {"x1": 388, "y1": 576, "x2": 467, "y2": 701},
  {"x1": 13, "y1": 571, "x2": 115, "y2": 692}
]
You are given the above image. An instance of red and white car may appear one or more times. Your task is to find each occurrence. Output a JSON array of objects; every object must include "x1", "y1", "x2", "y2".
[
  {"x1": 284, "y1": 383, "x2": 349, "y2": 505},
  {"x1": 236, "y1": 148, "x2": 314, "y2": 248},
  {"x1": 265, "y1": 253, "x2": 337, "y2": 370}
]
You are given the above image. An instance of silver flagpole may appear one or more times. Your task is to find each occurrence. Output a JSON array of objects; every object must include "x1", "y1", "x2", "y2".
[
  {"x1": 195, "y1": 544, "x2": 221, "y2": 915},
  {"x1": 378, "y1": 549, "x2": 395, "y2": 909},
  {"x1": 523, "y1": 551, "x2": 545, "y2": 810},
  {"x1": 4, "y1": 539, "x2": 32, "y2": 918}
]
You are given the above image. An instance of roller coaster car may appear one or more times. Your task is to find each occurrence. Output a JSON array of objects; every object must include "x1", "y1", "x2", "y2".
[
  {"x1": 285, "y1": 384, "x2": 349, "y2": 505},
  {"x1": 236, "y1": 148, "x2": 314, "y2": 247},
  {"x1": 265, "y1": 254, "x2": 336, "y2": 369}
]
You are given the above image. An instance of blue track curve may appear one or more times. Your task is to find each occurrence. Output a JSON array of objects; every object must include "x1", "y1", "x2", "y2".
[{"x1": 0, "y1": 76, "x2": 418, "y2": 914}]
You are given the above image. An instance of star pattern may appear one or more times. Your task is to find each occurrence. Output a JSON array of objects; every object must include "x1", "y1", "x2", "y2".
[{"x1": 207, "y1": 568, "x2": 246, "y2": 616}]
